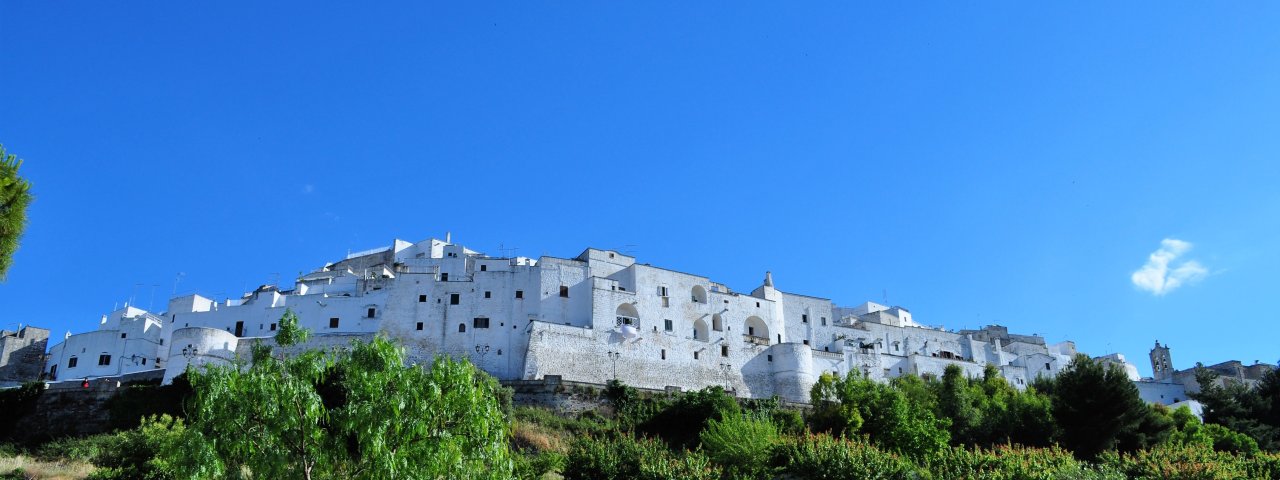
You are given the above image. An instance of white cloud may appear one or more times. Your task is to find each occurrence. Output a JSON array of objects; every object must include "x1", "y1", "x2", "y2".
[{"x1": 1131, "y1": 238, "x2": 1208, "y2": 296}]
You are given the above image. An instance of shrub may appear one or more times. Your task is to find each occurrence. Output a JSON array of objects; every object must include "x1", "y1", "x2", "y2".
[
  {"x1": 562, "y1": 434, "x2": 720, "y2": 480},
  {"x1": 771, "y1": 434, "x2": 921, "y2": 480},
  {"x1": 1099, "y1": 442, "x2": 1253, "y2": 480},
  {"x1": 637, "y1": 386, "x2": 739, "y2": 449},
  {"x1": 86, "y1": 415, "x2": 185, "y2": 480},
  {"x1": 700, "y1": 414, "x2": 779, "y2": 479},
  {"x1": 923, "y1": 445, "x2": 1121, "y2": 480}
]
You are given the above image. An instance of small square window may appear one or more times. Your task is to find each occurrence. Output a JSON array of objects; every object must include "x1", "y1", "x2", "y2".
[
  {"x1": 68, "y1": 357, "x2": 78, "y2": 368},
  {"x1": 419, "y1": 294, "x2": 427, "y2": 302},
  {"x1": 473, "y1": 317, "x2": 490, "y2": 329},
  {"x1": 270, "y1": 323, "x2": 277, "y2": 331},
  {"x1": 767, "y1": 355, "x2": 773, "y2": 362},
  {"x1": 329, "y1": 317, "x2": 340, "y2": 328},
  {"x1": 559, "y1": 286, "x2": 569, "y2": 298},
  {"x1": 416, "y1": 322, "x2": 424, "y2": 331},
  {"x1": 515, "y1": 290, "x2": 524, "y2": 299},
  {"x1": 664, "y1": 319, "x2": 673, "y2": 332},
  {"x1": 367, "y1": 307, "x2": 376, "y2": 318},
  {"x1": 802, "y1": 314, "x2": 808, "y2": 323},
  {"x1": 821, "y1": 317, "x2": 827, "y2": 326},
  {"x1": 484, "y1": 291, "x2": 491, "y2": 299},
  {"x1": 803, "y1": 340, "x2": 810, "y2": 346},
  {"x1": 480, "y1": 264, "x2": 487, "y2": 271},
  {"x1": 450, "y1": 294, "x2": 460, "y2": 305},
  {"x1": 98, "y1": 354, "x2": 111, "y2": 366},
  {"x1": 694, "y1": 351, "x2": 700, "y2": 360},
  {"x1": 120, "y1": 333, "x2": 127, "y2": 339},
  {"x1": 721, "y1": 345, "x2": 729, "y2": 357},
  {"x1": 441, "y1": 272, "x2": 449, "y2": 281}
]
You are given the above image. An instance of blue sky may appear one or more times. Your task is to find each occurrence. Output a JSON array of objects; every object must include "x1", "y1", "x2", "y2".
[{"x1": 2, "y1": 2, "x2": 1277, "y2": 377}]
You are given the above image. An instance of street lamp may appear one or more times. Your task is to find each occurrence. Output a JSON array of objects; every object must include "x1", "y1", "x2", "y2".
[
  {"x1": 606, "y1": 351, "x2": 622, "y2": 381},
  {"x1": 475, "y1": 344, "x2": 491, "y2": 368},
  {"x1": 182, "y1": 345, "x2": 198, "y2": 358}
]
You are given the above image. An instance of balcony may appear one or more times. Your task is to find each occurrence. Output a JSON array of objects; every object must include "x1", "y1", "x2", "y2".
[{"x1": 742, "y1": 334, "x2": 770, "y2": 346}]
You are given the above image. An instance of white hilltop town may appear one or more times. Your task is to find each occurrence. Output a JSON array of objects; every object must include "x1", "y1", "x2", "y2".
[{"x1": 2, "y1": 234, "x2": 1267, "y2": 408}]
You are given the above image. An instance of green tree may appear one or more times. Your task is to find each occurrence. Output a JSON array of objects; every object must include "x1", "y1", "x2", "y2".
[
  {"x1": 0, "y1": 144, "x2": 33, "y2": 280},
  {"x1": 1051, "y1": 354, "x2": 1161, "y2": 458},
  {"x1": 809, "y1": 370, "x2": 950, "y2": 458},
  {"x1": 1192, "y1": 365, "x2": 1280, "y2": 451},
  {"x1": 700, "y1": 413, "x2": 779, "y2": 479},
  {"x1": 173, "y1": 308, "x2": 512, "y2": 479}
]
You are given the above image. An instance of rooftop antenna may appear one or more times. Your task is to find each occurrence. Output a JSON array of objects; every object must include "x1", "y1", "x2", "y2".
[
  {"x1": 148, "y1": 284, "x2": 159, "y2": 311},
  {"x1": 131, "y1": 283, "x2": 143, "y2": 307},
  {"x1": 269, "y1": 272, "x2": 280, "y2": 287},
  {"x1": 172, "y1": 272, "x2": 185, "y2": 296},
  {"x1": 498, "y1": 243, "x2": 519, "y2": 258},
  {"x1": 882, "y1": 289, "x2": 888, "y2": 305}
]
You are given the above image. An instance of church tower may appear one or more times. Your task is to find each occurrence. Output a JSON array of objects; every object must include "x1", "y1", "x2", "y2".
[{"x1": 1150, "y1": 341, "x2": 1174, "y2": 382}]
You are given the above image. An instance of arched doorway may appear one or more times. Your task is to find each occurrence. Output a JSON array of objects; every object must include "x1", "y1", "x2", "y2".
[{"x1": 616, "y1": 303, "x2": 639, "y2": 327}]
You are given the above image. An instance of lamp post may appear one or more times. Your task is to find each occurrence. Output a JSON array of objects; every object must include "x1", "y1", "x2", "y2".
[
  {"x1": 475, "y1": 344, "x2": 490, "y2": 369},
  {"x1": 607, "y1": 351, "x2": 621, "y2": 381}
]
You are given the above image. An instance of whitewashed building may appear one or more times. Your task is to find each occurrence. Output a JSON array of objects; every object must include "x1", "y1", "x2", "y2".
[{"x1": 43, "y1": 236, "x2": 1083, "y2": 403}]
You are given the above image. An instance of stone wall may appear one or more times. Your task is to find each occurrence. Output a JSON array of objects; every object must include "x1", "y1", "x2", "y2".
[
  {"x1": 0, "y1": 327, "x2": 49, "y2": 384},
  {"x1": 9, "y1": 370, "x2": 165, "y2": 443}
]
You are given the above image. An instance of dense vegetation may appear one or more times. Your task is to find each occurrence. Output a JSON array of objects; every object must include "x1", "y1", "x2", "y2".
[{"x1": 3, "y1": 312, "x2": 1279, "y2": 478}]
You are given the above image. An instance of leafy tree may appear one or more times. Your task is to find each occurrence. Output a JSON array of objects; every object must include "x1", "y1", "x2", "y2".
[
  {"x1": 1192, "y1": 365, "x2": 1280, "y2": 451},
  {"x1": 1051, "y1": 354, "x2": 1162, "y2": 458},
  {"x1": 700, "y1": 413, "x2": 779, "y2": 479},
  {"x1": 173, "y1": 308, "x2": 512, "y2": 479},
  {"x1": 809, "y1": 370, "x2": 950, "y2": 458},
  {"x1": 0, "y1": 144, "x2": 33, "y2": 280},
  {"x1": 638, "y1": 386, "x2": 740, "y2": 449}
]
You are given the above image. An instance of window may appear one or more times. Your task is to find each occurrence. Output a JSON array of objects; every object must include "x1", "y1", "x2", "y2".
[
  {"x1": 767, "y1": 355, "x2": 773, "y2": 362},
  {"x1": 159, "y1": 338, "x2": 164, "y2": 345},
  {"x1": 803, "y1": 340, "x2": 810, "y2": 346},
  {"x1": 367, "y1": 307, "x2": 376, "y2": 318},
  {"x1": 664, "y1": 319, "x2": 673, "y2": 332},
  {"x1": 419, "y1": 294, "x2": 427, "y2": 302},
  {"x1": 756, "y1": 302, "x2": 760, "y2": 308},
  {"x1": 484, "y1": 291, "x2": 491, "y2": 299},
  {"x1": 748, "y1": 326, "x2": 755, "y2": 336},
  {"x1": 1045, "y1": 362, "x2": 1051, "y2": 370},
  {"x1": 473, "y1": 317, "x2": 490, "y2": 329},
  {"x1": 802, "y1": 314, "x2": 808, "y2": 323},
  {"x1": 721, "y1": 345, "x2": 729, "y2": 357},
  {"x1": 458, "y1": 323, "x2": 466, "y2": 333},
  {"x1": 661, "y1": 349, "x2": 666, "y2": 360},
  {"x1": 515, "y1": 290, "x2": 524, "y2": 299},
  {"x1": 657, "y1": 286, "x2": 668, "y2": 297},
  {"x1": 450, "y1": 294, "x2": 460, "y2": 305},
  {"x1": 329, "y1": 317, "x2": 340, "y2": 328},
  {"x1": 441, "y1": 272, "x2": 449, "y2": 281},
  {"x1": 98, "y1": 354, "x2": 111, "y2": 366},
  {"x1": 68, "y1": 357, "x2": 78, "y2": 368},
  {"x1": 416, "y1": 322, "x2": 424, "y2": 331},
  {"x1": 121, "y1": 333, "x2": 127, "y2": 339},
  {"x1": 559, "y1": 285, "x2": 569, "y2": 298},
  {"x1": 694, "y1": 351, "x2": 700, "y2": 360},
  {"x1": 142, "y1": 358, "x2": 147, "y2": 365},
  {"x1": 480, "y1": 264, "x2": 487, "y2": 271},
  {"x1": 270, "y1": 323, "x2": 277, "y2": 331}
]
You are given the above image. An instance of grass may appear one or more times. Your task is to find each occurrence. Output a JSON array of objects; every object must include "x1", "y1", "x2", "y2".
[{"x1": 0, "y1": 454, "x2": 95, "y2": 480}]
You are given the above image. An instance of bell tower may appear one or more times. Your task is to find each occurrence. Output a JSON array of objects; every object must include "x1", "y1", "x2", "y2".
[{"x1": 1150, "y1": 340, "x2": 1174, "y2": 382}]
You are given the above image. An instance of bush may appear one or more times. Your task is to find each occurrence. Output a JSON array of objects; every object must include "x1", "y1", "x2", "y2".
[
  {"x1": 513, "y1": 450, "x2": 566, "y2": 480},
  {"x1": 771, "y1": 434, "x2": 921, "y2": 480},
  {"x1": 637, "y1": 386, "x2": 739, "y2": 449},
  {"x1": 700, "y1": 414, "x2": 779, "y2": 479},
  {"x1": 1099, "y1": 442, "x2": 1254, "y2": 480},
  {"x1": 562, "y1": 434, "x2": 720, "y2": 480},
  {"x1": 923, "y1": 445, "x2": 1121, "y2": 480},
  {"x1": 36, "y1": 434, "x2": 119, "y2": 463},
  {"x1": 86, "y1": 415, "x2": 184, "y2": 480},
  {"x1": 0, "y1": 383, "x2": 42, "y2": 441}
]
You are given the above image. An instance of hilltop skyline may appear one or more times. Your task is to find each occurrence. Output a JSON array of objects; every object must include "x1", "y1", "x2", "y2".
[{"x1": 2, "y1": 2, "x2": 1279, "y2": 377}]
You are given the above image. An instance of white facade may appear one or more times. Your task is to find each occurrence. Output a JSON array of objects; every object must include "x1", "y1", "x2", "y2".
[{"x1": 43, "y1": 236, "x2": 1085, "y2": 403}]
